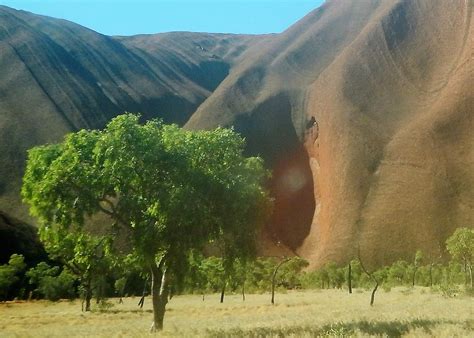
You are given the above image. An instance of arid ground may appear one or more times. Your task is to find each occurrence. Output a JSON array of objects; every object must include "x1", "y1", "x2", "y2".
[{"x1": 0, "y1": 288, "x2": 472, "y2": 337}]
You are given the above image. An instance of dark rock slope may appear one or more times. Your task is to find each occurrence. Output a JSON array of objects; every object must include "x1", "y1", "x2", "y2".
[{"x1": 0, "y1": 5, "x2": 263, "y2": 221}]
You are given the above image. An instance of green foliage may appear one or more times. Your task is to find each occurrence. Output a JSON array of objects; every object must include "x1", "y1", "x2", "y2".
[
  {"x1": 26, "y1": 262, "x2": 59, "y2": 286},
  {"x1": 0, "y1": 254, "x2": 26, "y2": 299},
  {"x1": 39, "y1": 226, "x2": 114, "y2": 304},
  {"x1": 22, "y1": 113, "x2": 271, "y2": 269},
  {"x1": 94, "y1": 299, "x2": 115, "y2": 312},
  {"x1": 26, "y1": 262, "x2": 76, "y2": 300},
  {"x1": 114, "y1": 277, "x2": 127, "y2": 297},
  {"x1": 446, "y1": 227, "x2": 473, "y2": 287},
  {"x1": 39, "y1": 270, "x2": 76, "y2": 301},
  {"x1": 8, "y1": 254, "x2": 27, "y2": 272},
  {"x1": 245, "y1": 257, "x2": 276, "y2": 291},
  {"x1": 277, "y1": 257, "x2": 309, "y2": 289},
  {"x1": 184, "y1": 256, "x2": 310, "y2": 295},
  {"x1": 414, "y1": 250, "x2": 424, "y2": 266},
  {"x1": 388, "y1": 260, "x2": 410, "y2": 285},
  {"x1": 22, "y1": 113, "x2": 271, "y2": 327},
  {"x1": 446, "y1": 228, "x2": 474, "y2": 264}
]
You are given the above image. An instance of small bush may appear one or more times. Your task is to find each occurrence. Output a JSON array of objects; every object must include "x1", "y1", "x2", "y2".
[
  {"x1": 37, "y1": 270, "x2": 76, "y2": 301},
  {"x1": 94, "y1": 299, "x2": 115, "y2": 312},
  {"x1": 432, "y1": 284, "x2": 460, "y2": 298}
]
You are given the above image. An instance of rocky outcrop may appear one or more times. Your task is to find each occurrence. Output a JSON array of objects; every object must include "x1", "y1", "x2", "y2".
[
  {"x1": 0, "y1": 211, "x2": 46, "y2": 264},
  {"x1": 187, "y1": 0, "x2": 474, "y2": 267},
  {"x1": 1, "y1": 1, "x2": 472, "y2": 267},
  {"x1": 0, "y1": 5, "x2": 262, "y2": 221}
]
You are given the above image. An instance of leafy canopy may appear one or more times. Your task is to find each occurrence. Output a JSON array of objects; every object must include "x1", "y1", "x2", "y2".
[
  {"x1": 446, "y1": 227, "x2": 473, "y2": 266},
  {"x1": 0, "y1": 254, "x2": 26, "y2": 299},
  {"x1": 22, "y1": 113, "x2": 272, "y2": 273}
]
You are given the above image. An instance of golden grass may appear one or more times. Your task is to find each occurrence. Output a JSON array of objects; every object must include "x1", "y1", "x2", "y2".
[{"x1": 0, "y1": 287, "x2": 472, "y2": 337}]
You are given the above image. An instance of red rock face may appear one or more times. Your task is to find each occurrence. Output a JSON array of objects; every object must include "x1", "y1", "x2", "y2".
[
  {"x1": 188, "y1": 0, "x2": 474, "y2": 267},
  {"x1": 296, "y1": 0, "x2": 474, "y2": 268}
]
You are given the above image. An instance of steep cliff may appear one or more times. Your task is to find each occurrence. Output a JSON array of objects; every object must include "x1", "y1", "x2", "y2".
[{"x1": 187, "y1": 0, "x2": 473, "y2": 267}]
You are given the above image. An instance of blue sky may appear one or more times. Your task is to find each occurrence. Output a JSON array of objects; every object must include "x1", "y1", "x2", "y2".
[{"x1": 0, "y1": 0, "x2": 325, "y2": 36}]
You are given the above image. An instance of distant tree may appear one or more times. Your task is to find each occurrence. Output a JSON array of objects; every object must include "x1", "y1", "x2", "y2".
[
  {"x1": 184, "y1": 252, "x2": 207, "y2": 299},
  {"x1": 411, "y1": 250, "x2": 424, "y2": 286},
  {"x1": 114, "y1": 277, "x2": 127, "y2": 304},
  {"x1": 271, "y1": 257, "x2": 291, "y2": 304},
  {"x1": 324, "y1": 262, "x2": 345, "y2": 289},
  {"x1": 269, "y1": 257, "x2": 308, "y2": 304},
  {"x1": 26, "y1": 262, "x2": 58, "y2": 290},
  {"x1": 358, "y1": 249, "x2": 380, "y2": 306},
  {"x1": 199, "y1": 256, "x2": 226, "y2": 301},
  {"x1": 388, "y1": 260, "x2": 409, "y2": 285},
  {"x1": 231, "y1": 258, "x2": 255, "y2": 301},
  {"x1": 446, "y1": 228, "x2": 474, "y2": 288},
  {"x1": 347, "y1": 261, "x2": 353, "y2": 294},
  {"x1": 27, "y1": 262, "x2": 76, "y2": 301},
  {"x1": 22, "y1": 114, "x2": 272, "y2": 331},
  {"x1": 38, "y1": 227, "x2": 113, "y2": 311},
  {"x1": 245, "y1": 257, "x2": 276, "y2": 291},
  {"x1": 0, "y1": 254, "x2": 26, "y2": 300}
]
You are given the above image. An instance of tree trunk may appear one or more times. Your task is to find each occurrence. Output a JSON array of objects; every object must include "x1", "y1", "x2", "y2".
[
  {"x1": 348, "y1": 263, "x2": 352, "y2": 294},
  {"x1": 271, "y1": 258, "x2": 291, "y2": 304},
  {"x1": 464, "y1": 261, "x2": 468, "y2": 285},
  {"x1": 82, "y1": 278, "x2": 92, "y2": 312},
  {"x1": 220, "y1": 283, "x2": 226, "y2": 303},
  {"x1": 469, "y1": 264, "x2": 473, "y2": 289},
  {"x1": 242, "y1": 280, "x2": 246, "y2": 301},
  {"x1": 429, "y1": 263, "x2": 433, "y2": 287},
  {"x1": 150, "y1": 263, "x2": 169, "y2": 332},
  {"x1": 412, "y1": 267, "x2": 417, "y2": 287},
  {"x1": 138, "y1": 296, "x2": 145, "y2": 308},
  {"x1": 370, "y1": 282, "x2": 378, "y2": 306},
  {"x1": 358, "y1": 249, "x2": 380, "y2": 307},
  {"x1": 85, "y1": 287, "x2": 92, "y2": 312},
  {"x1": 138, "y1": 276, "x2": 148, "y2": 308}
]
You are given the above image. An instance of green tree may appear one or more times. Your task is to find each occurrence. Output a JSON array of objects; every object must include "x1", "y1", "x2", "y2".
[
  {"x1": 388, "y1": 260, "x2": 410, "y2": 285},
  {"x1": 22, "y1": 114, "x2": 272, "y2": 331},
  {"x1": 26, "y1": 262, "x2": 58, "y2": 299},
  {"x1": 27, "y1": 263, "x2": 76, "y2": 301},
  {"x1": 446, "y1": 227, "x2": 474, "y2": 288},
  {"x1": 38, "y1": 227, "x2": 113, "y2": 311},
  {"x1": 411, "y1": 250, "x2": 424, "y2": 286},
  {"x1": 278, "y1": 257, "x2": 309, "y2": 289},
  {"x1": 0, "y1": 254, "x2": 26, "y2": 300},
  {"x1": 324, "y1": 262, "x2": 345, "y2": 289},
  {"x1": 245, "y1": 257, "x2": 276, "y2": 291}
]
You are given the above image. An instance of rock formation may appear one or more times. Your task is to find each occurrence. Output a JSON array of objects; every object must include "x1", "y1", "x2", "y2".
[
  {"x1": 0, "y1": 5, "x2": 261, "y2": 221},
  {"x1": 1, "y1": 1, "x2": 472, "y2": 267},
  {"x1": 186, "y1": 0, "x2": 474, "y2": 267}
]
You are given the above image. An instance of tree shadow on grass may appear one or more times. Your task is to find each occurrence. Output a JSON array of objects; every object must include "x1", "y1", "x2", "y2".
[
  {"x1": 206, "y1": 318, "x2": 467, "y2": 337},
  {"x1": 96, "y1": 309, "x2": 153, "y2": 314},
  {"x1": 327, "y1": 319, "x2": 437, "y2": 337}
]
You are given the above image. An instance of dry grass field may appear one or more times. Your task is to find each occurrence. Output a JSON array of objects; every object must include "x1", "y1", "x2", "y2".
[{"x1": 0, "y1": 287, "x2": 472, "y2": 337}]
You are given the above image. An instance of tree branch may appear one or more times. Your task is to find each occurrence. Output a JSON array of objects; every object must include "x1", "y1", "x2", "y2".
[{"x1": 98, "y1": 196, "x2": 129, "y2": 228}]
